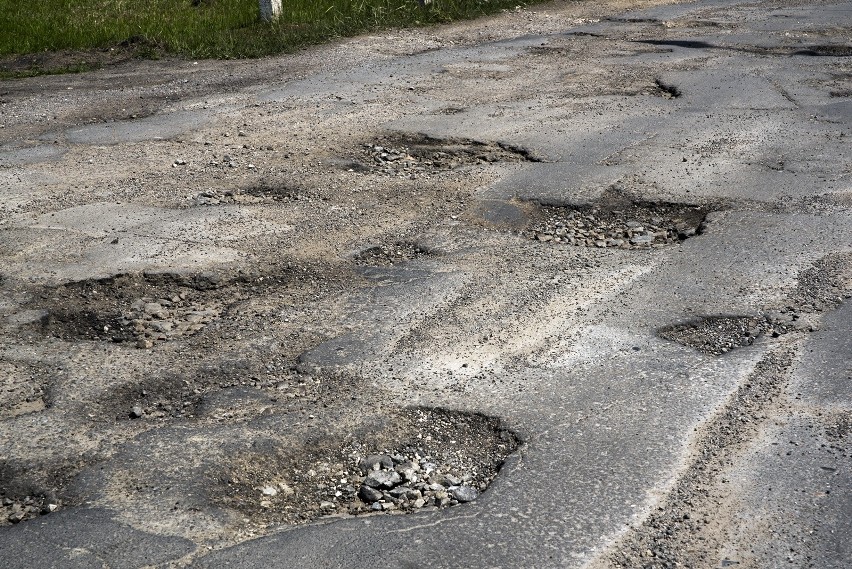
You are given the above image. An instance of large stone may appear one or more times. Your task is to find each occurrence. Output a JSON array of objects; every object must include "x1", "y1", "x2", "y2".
[{"x1": 363, "y1": 470, "x2": 401, "y2": 489}]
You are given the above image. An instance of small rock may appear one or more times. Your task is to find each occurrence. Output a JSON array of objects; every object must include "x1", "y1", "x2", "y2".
[
  {"x1": 388, "y1": 486, "x2": 412, "y2": 498},
  {"x1": 143, "y1": 302, "x2": 166, "y2": 317},
  {"x1": 444, "y1": 474, "x2": 462, "y2": 487},
  {"x1": 261, "y1": 486, "x2": 278, "y2": 497},
  {"x1": 358, "y1": 486, "x2": 383, "y2": 503},
  {"x1": 359, "y1": 455, "x2": 394, "y2": 473},
  {"x1": 149, "y1": 321, "x2": 173, "y2": 333},
  {"x1": 364, "y1": 470, "x2": 401, "y2": 489},
  {"x1": 8, "y1": 511, "x2": 25, "y2": 524},
  {"x1": 130, "y1": 405, "x2": 144, "y2": 419},
  {"x1": 449, "y1": 485, "x2": 479, "y2": 503},
  {"x1": 136, "y1": 339, "x2": 154, "y2": 349},
  {"x1": 319, "y1": 501, "x2": 335, "y2": 510}
]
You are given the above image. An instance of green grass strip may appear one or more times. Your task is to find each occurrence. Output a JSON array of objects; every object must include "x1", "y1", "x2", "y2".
[{"x1": 1, "y1": 0, "x2": 533, "y2": 61}]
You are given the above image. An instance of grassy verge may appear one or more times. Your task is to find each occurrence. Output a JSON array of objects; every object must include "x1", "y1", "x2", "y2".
[{"x1": 1, "y1": 0, "x2": 533, "y2": 77}]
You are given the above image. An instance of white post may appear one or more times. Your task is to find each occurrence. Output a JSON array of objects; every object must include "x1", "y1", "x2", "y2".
[{"x1": 259, "y1": 0, "x2": 282, "y2": 21}]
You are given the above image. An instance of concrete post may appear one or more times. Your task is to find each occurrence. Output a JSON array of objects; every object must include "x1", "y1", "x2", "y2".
[{"x1": 259, "y1": 0, "x2": 282, "y2": 21}]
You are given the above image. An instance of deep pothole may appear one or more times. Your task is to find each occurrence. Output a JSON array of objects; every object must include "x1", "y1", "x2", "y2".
[
  {"x1": 0, "y1": 458, "x2": 85, "y2": 527},
  {"x1": 190, "y1": 183, "x2": 321, "y2": 206},
  {"x1": 353, "y1": 241, "x2": 436, "y2": 267},
  {"x1": 19, "y1": 263, "x2": 343, "y2": 349},
  {"x1": 355, "y1": 133, "x2": 541, "y2": 177},
  {"x1": 659, "y1": 315, "x2": 791, "y2": 355},
  {"x1": 526, "y1": 192, "x2": 713, "y2": 249},
  {"x1": 23, "y1": 272, "x2": 226, "y2": 348},
  {"x1": 215, "y1": 407, "x2": 519, "y2": 525}
]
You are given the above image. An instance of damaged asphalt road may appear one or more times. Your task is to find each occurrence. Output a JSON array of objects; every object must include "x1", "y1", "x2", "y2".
[{"x1": 1, "y1": 0, "x2": 851, "y2": 567}]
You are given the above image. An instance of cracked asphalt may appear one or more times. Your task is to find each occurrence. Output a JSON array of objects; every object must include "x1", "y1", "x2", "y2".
[{"x1": 1, "y1": 0, "x2": 850, "y2": 567}]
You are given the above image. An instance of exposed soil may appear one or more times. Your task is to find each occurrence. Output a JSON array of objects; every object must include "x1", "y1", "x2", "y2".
[
  {"x1": 0, "y1": 361, "x2": 52, "y2": 420},
  {"x1": 786, "y1": 253, "x2": 852, "y2": 313}
]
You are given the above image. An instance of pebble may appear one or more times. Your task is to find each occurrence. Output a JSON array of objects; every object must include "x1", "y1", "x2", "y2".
[
  {"x1": 449, "y1": 485, "x2": 479, "y2": 503},
  {"x1": 359, "y1": 455, "x2": 394, "y2": 473},
  {"x1": 130, "y1": 405, "x2": 144, "y2": 419}
]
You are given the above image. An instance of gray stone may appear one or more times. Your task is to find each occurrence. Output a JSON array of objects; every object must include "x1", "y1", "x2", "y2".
[
  {"x1": 444, "y1": 474, "x2": 462, "y2": 487},
  {"x1": 130, "y1": 405, "x2": 144, "y2": 419},
  {"x1": 363, "y1": 470, "x2": 401, "y2": 489},
  {"x1": 359, "y1": 455, "x2": 394, "y2": 473},
  {"x1": 449, "y1": 485, "x2": 479, "y2": 503},
  {"x1": 358, "y1": 486, "x2": 383, "y2": 503},
  {"x1": 630, "y1": 234, "x2": 654, "y2": 245},
  {"x1": 143, "y1": 303, "x2": 166, "y2": 317}
]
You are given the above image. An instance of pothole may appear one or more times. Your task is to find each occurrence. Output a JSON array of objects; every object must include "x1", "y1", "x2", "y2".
[
  {"x1": 93, "y1": 370, "x2": 210, "y2": 422},
  {"x1": 791, "y1": 44, "x2": 852, "y2": 57},
  {"x1": 215, "y1": 407, "x2": 519, "y2": 525},
  {"x1": 0, "y1": 458, "x2": 86, "y2": 527},
  {"x1": 659, "y1": 315, "x2": 790, "y2": 355},
  {"x1": 25, "y1": 273, "x2": 224, "y2": 348},
  {"x1": 526, "y1": 192, "x2": 712, "y2": 249},
  {"x1": 0, "y1": 492, "x2": 59, "y2": 525},
  {"x1": 357, "y1": 134, "x2": 541, "y2": 177},
  {"x1": 353, "y1": 241, "x2": 436, "y2": 267},
  {"x1": 190, "y1": 183, "x2": 320, "y2": 206}
]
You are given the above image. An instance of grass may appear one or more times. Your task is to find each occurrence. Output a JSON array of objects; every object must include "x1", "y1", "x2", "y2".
[{"x1": 0, "y1": 0, "x2": 533, "y2": 76}]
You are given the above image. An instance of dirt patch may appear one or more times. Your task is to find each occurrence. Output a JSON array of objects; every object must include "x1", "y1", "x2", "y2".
[
  {"x1": 353, "y1": 241, "x2": 436, "y2": 267},
  {"x1": 652, "y1": 78, "x2": 681, "y2": 98},
  {"x1": 356, "y1": 134, "x2": 541, "y2": 177},
  {"x1": 823, "y1": 411, "x2": 852, "y2": 443},
  {"x1": 659, "y1": 315, "x2": 789, "y2": 355},
  {"x1": 0, "y1": 361, "x2": 52, "y2": 420},
  {"x1": 21, "y1": 263, "x2": 348, "y2": 349},
  {"x1": 0, "y1": 456, "x2": 88, "y2": 527},
  {"x1": 214, "y1": 407, "x2": 519, "y2": 525},
  {"x1": 190, "y1": 180, "x2": 320, "y2": 206},
  {"x1": 526, "y1": 191, "x2": 712, "y2": 249},
  {"x1": 24, "y1": 273, "x2": 224, "y2": 347},
  {"x1": 786, "y1": 253, "x2": 852, "y2": 313}
]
